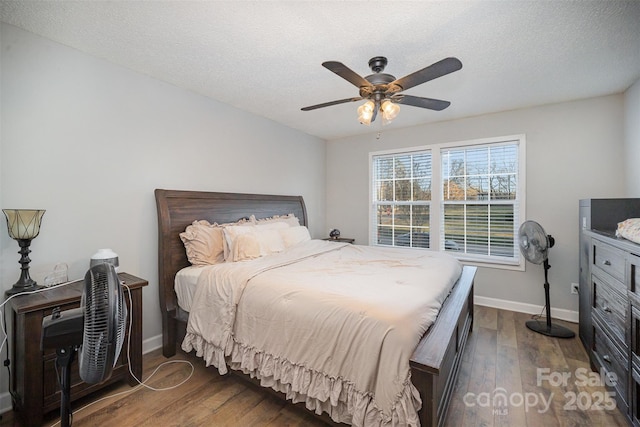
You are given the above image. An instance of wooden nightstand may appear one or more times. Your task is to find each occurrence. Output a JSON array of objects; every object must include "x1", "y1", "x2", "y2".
[
  {"x1": 7, "y1": 272, "x2": 147, "y2": 427},
  {"x1": 322, "y1": 237, "x2": 355, "y2": 244}
]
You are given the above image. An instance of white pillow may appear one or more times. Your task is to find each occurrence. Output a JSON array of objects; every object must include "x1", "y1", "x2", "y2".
[
  {"x1": 280, "y1": 226, "x2": 311, "y2": 248},
  {"x1": 255, "y1": 221, "x2": 290, "y2": 230}
]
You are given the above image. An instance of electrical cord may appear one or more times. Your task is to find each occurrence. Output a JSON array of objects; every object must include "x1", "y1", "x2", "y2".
[
  {"x1": 0, "y1": 280, "x2": 79, "y2": 368},
  {"x1": 0, "y1": 281, "x2": 80, "y2": 426},
  {"x1": 531, "y1": 304, "x2": 546, "y2": 321},
  {"x1": 45, "y1": 283, "x2": 195, "y2": 427},
  {"x1": 1, "y1": 279, "x2": 194, "y2": 426},
  {"x1": 2, "y1": 306, "x2": 11, "y2": 401}
]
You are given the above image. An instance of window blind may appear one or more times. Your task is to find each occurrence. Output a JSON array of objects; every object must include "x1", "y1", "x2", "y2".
[
  {"x1": 441, "y1": 142, "x2": 520, "y2": 263},
  {"x1": 370, "y1": 135, "x2": 525, "y2": 268},
  {"x1": 371, "y1": 151, "x2": 432, "y2": 248}
]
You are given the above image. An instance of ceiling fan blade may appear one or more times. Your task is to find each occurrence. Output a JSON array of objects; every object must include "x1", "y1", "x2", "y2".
[
  {"x1": 301, "y1": 97, "x2": 363, "y2": 111},
  {"x1": 389, "y1": 57, "x2": 462, "y2": 92},
  {"x1": 322, "y1": 61, "x2": 373, "y2": 89},
  {"x1": 393, "y1": 95, "x2": 451, "y2": 111}
]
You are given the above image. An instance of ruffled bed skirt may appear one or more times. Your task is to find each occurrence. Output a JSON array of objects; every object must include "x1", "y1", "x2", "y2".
[{"x1": 182, "y1": 333, "x2": 422, "y2": 426}]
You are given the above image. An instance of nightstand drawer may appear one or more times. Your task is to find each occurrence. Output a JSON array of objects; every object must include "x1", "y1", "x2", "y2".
[{"x1": 593, "y1": 239, "x2": 626, "y2": 283}]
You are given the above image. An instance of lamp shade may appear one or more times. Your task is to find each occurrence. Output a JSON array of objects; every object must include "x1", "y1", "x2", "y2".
[
  {"x1": 3, "y1": 209, "x2": 46, "y2": 240},
  {"x1": 381, "y1": 100, "x2": 400, "y2": 123},
  {"x1": 357, "y1": 100, "x2": 375, "y2": 125}
]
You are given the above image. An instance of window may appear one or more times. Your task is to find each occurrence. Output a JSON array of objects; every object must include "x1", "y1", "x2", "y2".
[
  {"x1": 371, "y1": 151, "x2": 432, "y2": 248},
  {"x1": 370, "y1": 135, "x2": 525, "y2": 268}
]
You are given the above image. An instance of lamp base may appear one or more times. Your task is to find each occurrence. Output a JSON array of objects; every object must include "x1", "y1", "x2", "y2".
[
  {"x1": 526, "y1": 319, "x2": 575, "y2": 339},
  {"x1": 5, "y1": 282, "x2": 42, "y2": 297},
  {"x1": 6, "y1": 238, "x2": 43, "y2": 297}
]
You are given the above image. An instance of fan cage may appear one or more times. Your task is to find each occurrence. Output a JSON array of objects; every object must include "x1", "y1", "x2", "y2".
[
  {"x1": 79, "y1": 264, "x2": 128, "y2": 384},
  {"x1": 518, "y1": 220, "x2": 549, "y2": 264}
]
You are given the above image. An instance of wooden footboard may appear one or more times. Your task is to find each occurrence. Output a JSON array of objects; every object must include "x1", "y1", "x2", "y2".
[
  {"x1": 411, "y1": 266, "x2": 476, "y2": 427},
  {"x1": 155, "y1": 189, "x2": 476, "y2": 427}
]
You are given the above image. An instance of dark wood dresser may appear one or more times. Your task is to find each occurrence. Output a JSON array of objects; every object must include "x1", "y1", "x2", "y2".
[
  {"x1": 579, "y1": 198, "x2": 640, "y2": 425},
  {"x1": 7, "y1": 272, "x2": 147, "y2": 426}
]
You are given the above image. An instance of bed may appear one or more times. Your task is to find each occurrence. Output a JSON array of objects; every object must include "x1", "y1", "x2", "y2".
[{"x1": 155, "y1": 189, "x2": 476, "y2": 427}]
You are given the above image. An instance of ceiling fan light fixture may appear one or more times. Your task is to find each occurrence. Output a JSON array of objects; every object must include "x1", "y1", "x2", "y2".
[
  {"x1": 357, "y1": 100, "x2": 375, "y2": 125},
  {"x1": 302, "y1": 57, "x2": 462, "y2": 126},
  {"x1": 381, "y1": 100, "x2": 400, "y2": 124}
]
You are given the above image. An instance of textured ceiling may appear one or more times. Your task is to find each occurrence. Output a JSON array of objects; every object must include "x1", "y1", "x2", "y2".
[{"x1": 1, "y1": 1, "x2": 639, "y2": 140}]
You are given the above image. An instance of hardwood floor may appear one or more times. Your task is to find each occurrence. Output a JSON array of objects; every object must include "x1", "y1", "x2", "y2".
[
  {"x1": 0, "y1": 306, "x2": 630, "y2": 426},
  {"x1": 446, "y1": 306, "x2": 628, "y2": 427}
]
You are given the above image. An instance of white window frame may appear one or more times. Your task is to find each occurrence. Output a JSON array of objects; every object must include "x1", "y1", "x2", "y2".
[{"x1": 369, "y1": 134, "x2": 526, "y2": 270}]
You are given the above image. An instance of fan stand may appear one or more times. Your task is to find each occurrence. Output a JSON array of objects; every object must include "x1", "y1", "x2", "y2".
[
  {"x1": 526, "y1": 259, "x2": 575, "y2": 338},
  {"x1": 56, "y1": 346, "x2": 77, "y2": 427}
]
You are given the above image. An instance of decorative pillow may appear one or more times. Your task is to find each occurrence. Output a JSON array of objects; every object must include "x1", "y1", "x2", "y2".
[
  {"x1": 180, "y1": 217, "x2": 252, "y2": 265},
  {"x1": 179, "y1": 220, "x2": 225, "y2": 265},
  {"x1": 222, "y1": 224, "x2": 254, "y2": 261},
  {"x1": 231, "y1": 232, "x2": 262, "y2": 261},
  {"x1": 253, "y1": 213, "x2": 300, "y2": 228},
  {"x1": 219, "y1": 218, "x2": 255, "y2": 261},
  {"x1": 616, "y1": 218, "x2": 640, "y2": 245},
  {"x1": 225, "y1": 226, "x2": 287, "y2": 262},
  {"x1": 280, "y1": 226, "x2": 311, "y2": 248}
]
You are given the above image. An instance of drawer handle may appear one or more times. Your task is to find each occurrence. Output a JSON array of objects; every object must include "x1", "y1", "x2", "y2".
[
  {"x1": 603, "y1": 355, "x2": 611, "y2": 363},
  {"x1": 603, "y1": 260, "x2": 612, "y2": 266},
  {"x1": 603, "y1": 306, "x2": 612, "y2": 313}
]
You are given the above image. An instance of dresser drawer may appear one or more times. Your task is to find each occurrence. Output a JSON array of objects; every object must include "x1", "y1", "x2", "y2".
[
  {"x1": 593, "y1": 319, "x2": 629, "y2": 405},
  {"x1": 632, "y1": 301, "x2": 640, "y2": 372},
  {"x1": 632, "y1": 369, "x2": 640, "y2": 426},
  {"x1": 591, "y1": 272, "x2": 627, "y2": 348},
  {"x1": 593, "y1": 239, "x2": 626, "y2": 283},
  {"x1": 630, "y1": 253, "x2": 640, "y2": 296}
]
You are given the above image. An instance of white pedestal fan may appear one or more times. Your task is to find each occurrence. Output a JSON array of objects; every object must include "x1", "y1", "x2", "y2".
[{"x1": 519, "y1": 220, "x2": 575, "y2": 338}]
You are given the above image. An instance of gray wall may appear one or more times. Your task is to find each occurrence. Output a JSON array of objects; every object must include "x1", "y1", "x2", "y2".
[
  {"x1": 326, "y1": 94, "x2": 626, "y2": 316},
  {"x1": 0, "y1": 24, "x2": 326, "y2": 407},
  {"x1": 625, "y1": 78, "x2": 640, "y2": 196}
]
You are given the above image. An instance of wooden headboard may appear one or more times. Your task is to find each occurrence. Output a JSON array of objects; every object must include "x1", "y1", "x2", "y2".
[{"x1": 154, "y1": 189, "x2": 307, "y2": 355}]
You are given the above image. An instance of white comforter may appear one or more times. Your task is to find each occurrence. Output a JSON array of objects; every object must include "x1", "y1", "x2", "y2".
[{"x1": 182, "y1": 240, "x2": 462, "y2": 426}]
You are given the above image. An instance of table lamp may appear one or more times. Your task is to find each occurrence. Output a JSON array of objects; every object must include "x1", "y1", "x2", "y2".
[{"x1": 3, "y1": 209, "x2": 46, "y2": 296}]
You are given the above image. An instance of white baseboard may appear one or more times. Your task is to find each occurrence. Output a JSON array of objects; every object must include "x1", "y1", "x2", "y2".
[
  {"x1": 0, "y1": 392, "x2": 11, "y2": 417},
  {"x1": 475, "y1": 295, "x2": 579, "y2": 323},
  {"x1": 142, "y1": 334, "x2": 163, "y2": 355}
]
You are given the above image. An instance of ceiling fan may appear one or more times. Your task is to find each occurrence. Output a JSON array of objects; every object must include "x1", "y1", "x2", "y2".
[{"x1": 301, "y1": 56, "x2": 462, "y2": 125}]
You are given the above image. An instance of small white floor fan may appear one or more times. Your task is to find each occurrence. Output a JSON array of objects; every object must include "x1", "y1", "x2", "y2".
[{"x1": 519, "y1": 220, "x2": 575, "y2": 338}]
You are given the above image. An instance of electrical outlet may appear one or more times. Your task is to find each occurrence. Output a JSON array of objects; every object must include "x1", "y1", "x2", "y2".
[{"x1": 571, "y1": 283, "x2": 579, "y2": 295}]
